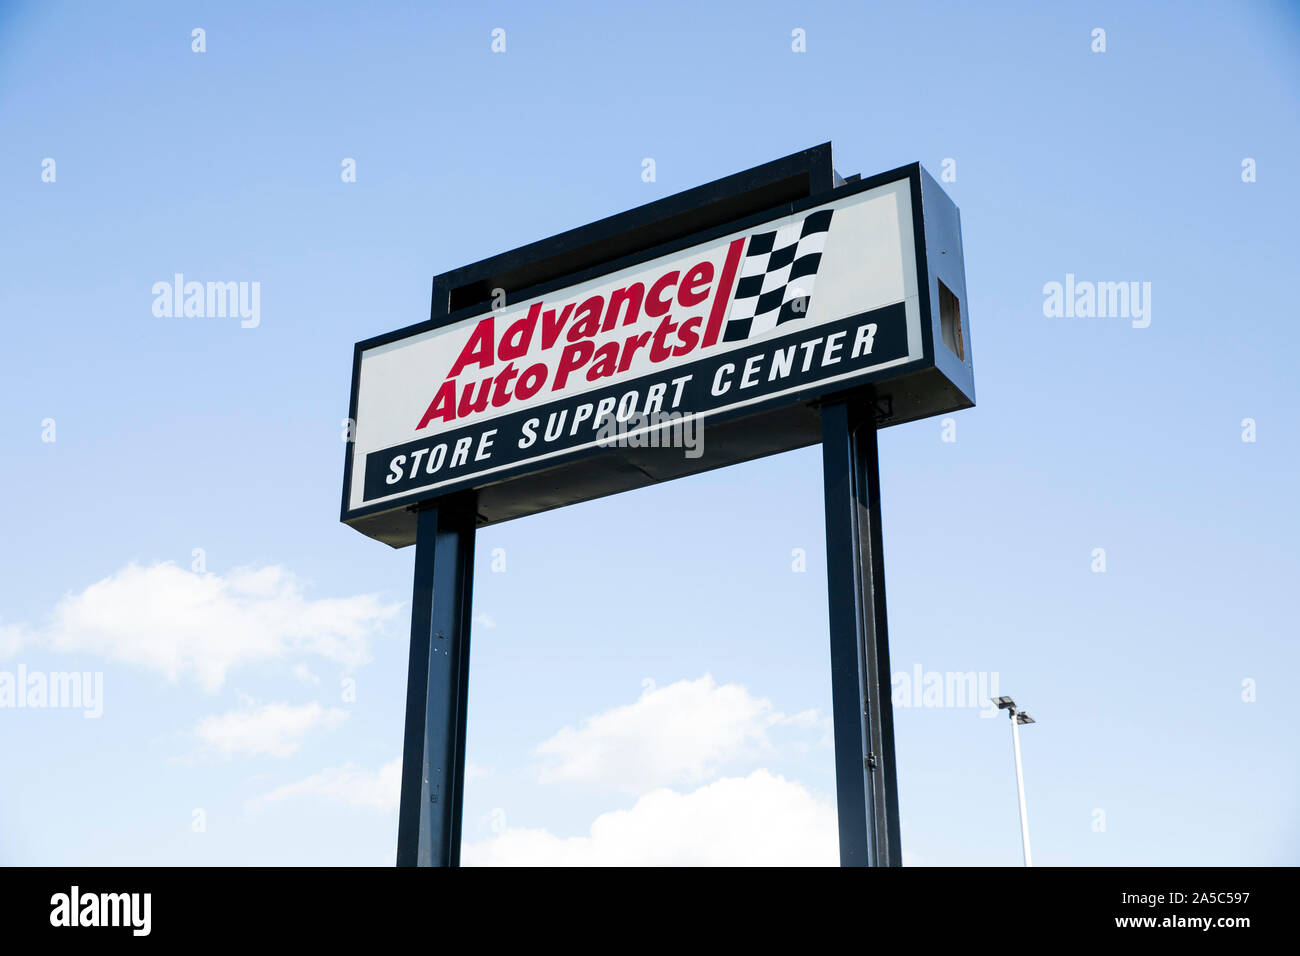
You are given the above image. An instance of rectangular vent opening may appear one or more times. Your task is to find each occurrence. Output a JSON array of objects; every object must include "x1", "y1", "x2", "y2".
[{"x1": 938, "y1": 279, "x2": 964, "y2": 361}]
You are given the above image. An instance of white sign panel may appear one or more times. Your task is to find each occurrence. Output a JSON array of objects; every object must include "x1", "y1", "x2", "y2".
[{"x1": 346, "y1": 178, "x2": 923, "y2": 516}]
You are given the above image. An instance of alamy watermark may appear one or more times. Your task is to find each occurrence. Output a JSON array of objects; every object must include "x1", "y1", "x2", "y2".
[
  {"x1": 0, "y1": 665, "x2": 103, "y2": 718},
  {"x1": 152, "y1": 274, "x2": 260, "y2": 328},
  {"x1": 50, "y1": 886, "x2": 150, "y2": 936},
  {"x1": 594, "y1": 410, "x2": 703, "y2": 459},
  {"x1": 1042, "y1": 273, "x2": 1151, "y2": 328},
  {"x1": 892, "y1": 664, "x2": 1002, "y2": 717}
]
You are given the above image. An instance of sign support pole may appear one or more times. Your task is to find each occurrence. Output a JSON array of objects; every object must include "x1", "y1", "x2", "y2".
[
  {"x1": 395, "y1": 493, "x2": 477, "y2": 867},
  {"x1": 821, "y1": 397, "x2": 902, "y2": 866}
]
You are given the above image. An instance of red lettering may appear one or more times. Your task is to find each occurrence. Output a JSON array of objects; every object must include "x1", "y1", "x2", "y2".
[
  {"x1": 702, "y1": 239, "x2": 745, "y2": 347},
  {"x1": 514, "y1": 363, "x2": 548, "y2": 400},
  {"x1": 565, "y1": 295, "x2": 605, "y2": 342},
  {"x1": 541, "y1": 302, "x2": 576, "y2": 350},
  {"x1": 416, "y1": 379, "x2": 457, "y2": 429},
  {"x1": 678, "y1": 261, "x2": 714, "y2": 307},
  {"x1": 447, "y1": 317, "x2": 496, "y2": 377},
  {"x1": 456, "y1": 377, "x2": 492, "y2": 418},
  {"x1": 602, "y1": 283, "x2": 644, "y2": 331},
  {"x1": 586, "y1": 342, "x2": 620, "y2": 381},
  {"x1": 650, "y1": 314, "x2": 679, "y2": 362},
  {"x1": 646, "y1": 271, "x2": 679, "y2": 317},
  {"x1": 491, "y1": 362, "x2": 520, "y2": 407},
  {"x1": 617, "y1": 331, "x2": 652, "y2": 372},
  {"x1": 498, "y1": 305, "x2": 540, "y2": 360},
  {"x1": 554, "y1": 341, "x2": 595, "y2": 389},
  {"x1": 673, "y1": 316, "x2": 702, "y2": 357}
]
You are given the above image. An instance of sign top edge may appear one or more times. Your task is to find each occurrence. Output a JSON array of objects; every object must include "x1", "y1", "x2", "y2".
[{"x1": 354, "y1": 156, "x2": 930, "y2": 354}]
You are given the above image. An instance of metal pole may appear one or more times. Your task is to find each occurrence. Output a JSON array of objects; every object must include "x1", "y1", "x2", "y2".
[
  {"x1": 821, "y1": 396, "x2": 902, "y2": 866},
  {"x1": 1009, "y1": 712, "x2": 1032, "y2": 867},
  {"x1": 395, "y1": 493, "x2": 477, "y2": 866}
]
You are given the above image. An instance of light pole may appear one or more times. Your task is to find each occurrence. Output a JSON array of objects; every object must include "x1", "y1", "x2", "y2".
[{"x1": 992, "y1": 696, "x2": 1035, "y2": 867}]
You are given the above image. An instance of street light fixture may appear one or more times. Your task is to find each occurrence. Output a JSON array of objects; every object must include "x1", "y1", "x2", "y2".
[{"x1": 991, "y1": 695, "x2": 1035, "y2": 866}]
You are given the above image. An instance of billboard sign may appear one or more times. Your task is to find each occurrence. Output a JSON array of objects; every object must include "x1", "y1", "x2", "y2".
[{"x1": 343, "y1": 161, "x2": 972, "y2": 542}]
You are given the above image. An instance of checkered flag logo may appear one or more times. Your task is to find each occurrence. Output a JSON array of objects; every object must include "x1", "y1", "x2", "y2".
[{"x1": 722, "y1": 209, "x2": 834, "y2": 342}]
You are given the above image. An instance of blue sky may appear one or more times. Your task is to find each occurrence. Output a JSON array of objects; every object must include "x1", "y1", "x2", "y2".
[{"x1": 1, "y1": 0, "x2": 1297, "y2": 865}]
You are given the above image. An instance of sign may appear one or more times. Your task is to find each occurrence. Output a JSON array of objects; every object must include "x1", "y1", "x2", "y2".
[
  {"x1": 343, "y1": 159, "x2": 973, "y2": 543},
  {"x1": 343, "y1": 146, "x2": 976, "y2": 867}
]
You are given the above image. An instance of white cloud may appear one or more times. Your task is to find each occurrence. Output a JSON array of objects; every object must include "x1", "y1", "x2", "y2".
[
  {"x1": 247, "y1": 757, "x2": 402, "y2": 813},
  {"x1": 196, "y1": 700, "x2": 348, "y2": 758},
  {"x1": 535, "y1": 675, "x2": 819, "y2": 792},
  {"x1": 0, "y1": 622, "x2": 31, "y2": 660},
  {"x1": 463, "y1": 770, "x2": 837, "y2": 866},
  {"x1": 291, "y1": 664, "x2": 321, "y2": 685},
  {"x1": 41, "y1": 562, "x2": 399, "y2": 692}
]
